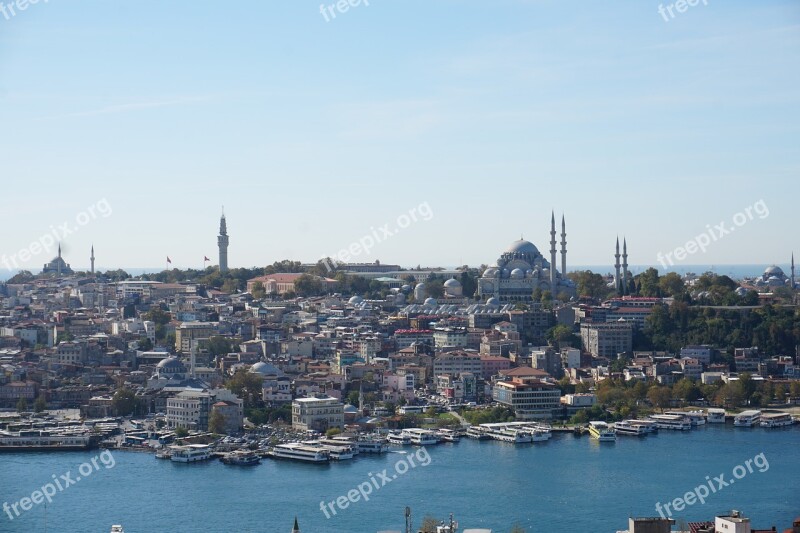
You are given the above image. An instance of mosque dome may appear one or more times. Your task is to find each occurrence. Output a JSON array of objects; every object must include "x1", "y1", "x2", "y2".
[
  {"x1": 424, "y1": 297, "x2": 438, "y2": 306},
  {"x1": 348, "y1": 295, "x2": 364, "y2": 305},
  {"x1": 156, "y1": 357, "x2": 185, "y2": 371},
  {"x1": 506, "y1": 240, "x2": 540, "y2": 256},
  {"x1": 250, "y1": 361, "x2": 283, "y2": 376},
  {"x1": 510, "y1": 268, "x2": 525, "y2": 279},
  {"x1": 444, "y1": 278, "x2": 461, "y2": 288},
  {"x1": 764, "y1": 265, "x2": 785, "y2": 277},
  {"x1": 486, "y1": 297, "x2": 500, "y2": 306},
  {"x1": 482, "y1": 268, "x2": 499, "y2": 278}
]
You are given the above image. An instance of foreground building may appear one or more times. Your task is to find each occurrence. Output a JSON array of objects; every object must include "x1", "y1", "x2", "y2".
[{"x1": 292, "y1": 395, "x2": 344, "y2": 432}]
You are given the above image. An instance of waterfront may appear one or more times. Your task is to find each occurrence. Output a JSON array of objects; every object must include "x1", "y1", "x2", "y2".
[{"x1": 2, "y1": 425, "x2": 798, "y2": 532}]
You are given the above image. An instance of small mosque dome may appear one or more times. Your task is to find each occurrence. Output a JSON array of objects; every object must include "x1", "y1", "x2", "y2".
[
  {"x1": 424, "y1": 297, "x2": 438, "y2": 306},
  {"x1": 348, "y1": 295, "x2": 364, "y2": 305},
  {"x1": 510, "y1": 268, "x2": 525, "y2": 279},
  {"x1": 486, "y1": 297, "x2": 500, "y2": 306}
]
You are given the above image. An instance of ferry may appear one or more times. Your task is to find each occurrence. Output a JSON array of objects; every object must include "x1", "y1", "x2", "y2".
[
  {"x1": 759, "y1": 412, "x2": 794, "y2": 428},
  {"x1": 386, "y1": 432, "x2": 412, "y2": 446},
  {"x1": 667, "y1": 410, "x2": 706, "y2": 426},
  {"x1": 333, "y1": 435, "x2": 387, "y2": 454},
  {"x1": 437, "y1": 429, "x2": 461, "y2": 443},
  {"x1": 527, "y1": 429, "x2": 551, "y2": 442},
  {"x1": 306, "y1": 439, "x2": 356, "y2": 460},
  {"x1": 269, "y1": 443, "x2": 330, "y2": 463},
  {"x1": 588, "y1": 421, "x2": 616, "y2": 442},
  {"x1": 614, "y1": 420, "x2": 648, "y2": 437},
  {"x1": 627, "y1": 419, "x2": 658, "y2": 433},
  {"x1": 648, "y1": 414, "x2": 692, "y2": 431},
  {"x1": 0, "y1": 430, "x2": 93, "y2": 452},
  {"x1": 170, "y1": 444, "x2": 212, "y2": 463},
  {"x1": 465, "y1": 426, "x2": 491, "y2": 440},
  {"x1": 155, "y1": 449, "x2": 172, "y2": 460},
  {"x1": 401, "y1": 428, "x2": 440, "y2": 446},
  {"x1": 707, "y1": 408, "x2": 726, "y2": 424},
  {"x1": 734, "y1": 410, "x2": 762, "y2": 427},
  {"x1": 484, "y1": 426, "x2": 532, "y2": 444},
  {"x1": 220, "y1": 450, "x2": 261, "y2": 466},
  {"x1": 110, "y1": 526, "x2": 124, "y2": 533}
]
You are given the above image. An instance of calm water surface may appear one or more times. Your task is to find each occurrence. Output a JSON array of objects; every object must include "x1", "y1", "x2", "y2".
[{"x1": 1, "y1": 425, "x2": 798, "y2": 532}]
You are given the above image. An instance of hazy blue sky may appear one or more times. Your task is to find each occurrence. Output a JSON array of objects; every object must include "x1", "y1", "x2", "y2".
[{"x1": 1, "y1": 0, "x2": 798, "y2": 273}]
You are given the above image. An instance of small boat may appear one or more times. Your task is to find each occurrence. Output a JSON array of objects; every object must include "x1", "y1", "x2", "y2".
[
  {"x1": 734, "y1": 410, "x2": 762, "y2": 427},
  {"x1": 588, "y1": 421, "x2": 616, "y2": 442},
  {"x1": 170, "y1": 444, "x2": 212, "y2": 463},
  {"x1": 155, "y1": 449, "x2": 172, "y2": 460},
  {"x1": 465, "y1": 426, "x2": 491, "y2": 440},
  {"x1": 614, "y1": 420, "x2": 648, "y2": 437},
  {"x1": 437, "y1": 429, "x2": 461, "y2": 443},
  {"x1": 706, "y1": 408, "x2": 726, "y2": 424},
  {"x1": 759, "y1": 412, "x2": 793, "y2": 428},
  {"x1": 386, "y1": 432, "x2": 412, "y2": 446},
  {"x1": 221, "y1": 450, "x2": 261, "y2": 466},
  {"x1": 110, "y1": 526, "x2": 124, "y2": 533}
]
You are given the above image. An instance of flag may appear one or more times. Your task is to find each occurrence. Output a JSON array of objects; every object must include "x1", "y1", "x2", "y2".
[
  {"x1": 204, "y1": 256, "x2": 210, "y2": 262},
  {"x1": 167, "y1": 257, "x2": 172, "y2": 264}
]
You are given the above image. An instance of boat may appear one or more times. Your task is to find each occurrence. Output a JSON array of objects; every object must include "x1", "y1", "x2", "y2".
[
  {"x1": 614, "y1": 420, "x2": 648, "y2": 437},
  {"x1": 484, "y1": 426, "x2": 532, "y2": 444},
  {"x1": 734, "y1": 410, "x2": 762, "y2": 427},
  {"x1": 306, "y1": 439, "x2": 356, "y2": 460},
  {"x1": 759, "y1": 412, "x2": 793, "y2": 428},
  {"x1": 648, "y1": 414, "x2": 692, "y2": 431},
  {"x1": 269, "y1": 443, "x2": 330, "y2": 463},
  {"x1": 588, "y1": 421, "x2": 616, "y2": 441},
  {"x1": 667, "y1": 410, "x2": 706, "y2": 426},
  {"x1": 706, "y1": 408, "x2": 726, "y2": 424},
  {"x1": 627, "y1": 419, "x2": 658, "y2": 433},
  {"x1": 465, "y1": 426, "x2": 491, "y2": 440},
  {"x1": 386, "y1": 432, "x2": 412, "y2": 446},
  {"x1": 110, "y1": 526, "x2": 124, "y2": 533},
  {"x1": 401, "y1": 428, "x2": 439, "y2": 446},
  {"x1": 437, "y1": 429, "x2": 461, "y2": 443},
  {"x1": 169, "y1": 444, "x2": 212, "y2": 463},
  {"x1": 333, "y1": 435, "x2": 387, "y2": 454},
  {"x1": 220, "y1": 450, "x2": 261, "y2": 466},
  {"x1": 0, "y1": 430, "x2": 93, "y2": 452},
  {"x1": 155, "y1": 449, "x2": 172, "y2": 460}
]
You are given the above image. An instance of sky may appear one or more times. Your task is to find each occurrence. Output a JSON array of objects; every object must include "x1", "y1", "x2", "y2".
[{"x1": 0, "y1": 0, "x2": 798, "y2": 275}]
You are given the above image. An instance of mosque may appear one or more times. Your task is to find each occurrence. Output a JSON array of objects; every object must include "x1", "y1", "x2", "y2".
[
  {"x1": 41, "y1": 244, "x2": 74, "y2": 276},
  {"x1": 477, "y1": 213, "x2": 576, "y2": 303},
  {"x1": 751, "y1": 256, "x2": 796, "y2": 292}
]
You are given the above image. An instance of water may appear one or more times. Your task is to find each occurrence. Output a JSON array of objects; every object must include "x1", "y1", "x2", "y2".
[{"x1": 1, "y1": 425, "x2": 798, "y2": 532}]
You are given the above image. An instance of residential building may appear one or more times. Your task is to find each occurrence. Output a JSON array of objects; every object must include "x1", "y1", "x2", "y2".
[{"x1": 292, "y1": 395, "x2": 344, "y2": 432}]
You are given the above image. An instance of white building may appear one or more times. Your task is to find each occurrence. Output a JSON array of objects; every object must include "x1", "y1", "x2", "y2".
[
  {"x1": 292, "y1": 395, "x2": 344, "y2": 432},
  {"x1": 580, "y1": 321, "x2": 633, "y2": 358},
  {"x1": 166, "y1": 388, "x2": 243, "y2": 432},
  {"x1": 433, "y1": 351, "x2": 482, "y2": 376}
]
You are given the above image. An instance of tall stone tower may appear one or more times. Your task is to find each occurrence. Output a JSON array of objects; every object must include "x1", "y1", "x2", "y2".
[
  {"x1": 218, "y1": 208, "x2": 229, "y2": 273},
  {"x1": 560, "y1": 214, "x2": 567, "y2": 279},
  {"x1": 90, "y1": 245, "x2": 95, "y2": 275},
  {"x1": 622, "y1": 238, "x2": 629, "y2": 296},
  {"x1": 549, "y1": 211, "x2": 557, "y2": 288},
  {"x1": 614, "y1": 237, "x2": 621, "y2": 294}
]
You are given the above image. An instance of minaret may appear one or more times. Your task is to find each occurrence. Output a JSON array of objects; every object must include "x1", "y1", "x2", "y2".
[
  {"x1": 218, "y1": 207, "x2": 229, "y2": 273},
  {"x1": 614, "y1": 237, "x2": 621, "y2": 294},
  {"x1": 549, "y1": 211, "x2": 557, "y2": 288},
  {"x1": 90, "y1": 245, "x2": 95, "y2": 275},
  {"x1": 560, "y1": 214, "x2": 567, "y2": 279},
  {"x1": 292, "y1": 517, "x2": 300, "y2": 533},
  {"x1": 622, "y1": 238, "x2": 629, "y2": 296},
  {"x1": 57, "y1": 243, "x2": 62, "y2": 276},
  {"x1": 792, "y1": 252, "x2": 796, "y2": 290}
]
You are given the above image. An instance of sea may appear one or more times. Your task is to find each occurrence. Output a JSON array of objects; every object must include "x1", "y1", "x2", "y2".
[{"x1": 1, "y1": 424, "x2": 798, "y2": 533}]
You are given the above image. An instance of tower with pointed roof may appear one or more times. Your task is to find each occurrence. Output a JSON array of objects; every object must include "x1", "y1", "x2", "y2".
[
  {"x1": 560, "y1": 214, "x2": 567, "y2": 279},
  {"x1": 614, "y1": 237, "x2": 621, "y2": 294},
  {"x1": 90, "y1": 245, "x2": 95, "y2": 275},
  {"x1": 622, "y1": 238, "x2": 629, "y2": 295},
  {"x1": 291, "y1": 517, "x2": 300, "y2": 533},
  {"x1": 218, "y1": 207, "x2": 229, "y2": 273},
  {"x1": 549, "y1": 211, "x2": 557, "y2": 288}
]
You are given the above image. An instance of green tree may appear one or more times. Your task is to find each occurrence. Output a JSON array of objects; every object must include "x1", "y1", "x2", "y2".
[
  {"x1": 251, "y1": 281, "x2": 266, "y2": 299},
  {"x1": 420, "y1": 517, "x2": 440, "y2": 533},
  {"x1": 209, "y1": 409, "x2": 226, "y2": 434},
  {"x1": 325, "y1": 427, "x2": 342, "y2": 438},
  {"x1": 226, "y1": 370, "x2": 263, "y2": 408},
  {"x1": 547, "y1": 324, "x2": 576, "y2": 348},
  {"x1": 294, "y1": 274, "x2": 324, "y2": 297},
  {"x1": 659, "y1": 272, "x2": 686, "y2": 297},
  {"x1": 175, "y1": 427, "x2": 189, "y2": 438},
  {"x1": 635, "y1": 268, "x2": 661, "y2": 297},
  {"x1": 112, "y1": 388, "x2": 138, "y2": 416},
  {"x1": 34, "y1": 394, "x2": 47, "y2": 413},
  {"x1": 647, "y1": 386, "x2": 672, "y2": 411},
  {"x1": 567, "y1": 270, "x2": 611, "y2": 300},
  {"x1": 16, "y1": 397, "x2": 28, "y2": 412}
]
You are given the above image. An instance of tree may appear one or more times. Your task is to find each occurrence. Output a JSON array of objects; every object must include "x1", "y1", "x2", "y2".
[
  {"x1": 205, "y1": 336, "x2": 236, "y2": 356},
  {"x1": 420, "y1": 517, "x2": 440, "y2": 533},
  {"x1": 137, "y1": 337, "x2": 153, "y2": 351},
  {"x1": 221, "y1": 278, "x2": 240, "y2": 294},
  {"x1": 659, "y1": 272, "x2": 685, "y2": 297},
  {"x1": 16, "y1": 398, "x2": 28, "y2": 412},
  {"x1": 175, "y1": 427, "x2": 189, "y2": 438},
  {"x1": 547, "y1": 324, "x2": 576, "y2": 348},
  {"x1": 34, "y1": 394, "x2": 47, "y2": 413},
  {"x1": 226, "y1": 370, "x2": 264, "y2": 408},
  {"x1": 635, "y1": 268, "x2": 661, "y2": 297},
  {"x1": 209, "y1": 409, "x2": 226, "y2": 434},
  {"x1": 251, "y1": 281, "x2": 266, "y2": 299},
  {"x1": 647, "y1": 386, "x2": 672, "y2": 411},
  {"x1": 112, "y1": 388, "x2": 138, "y2": 416},
  {"x1": 294, "y1": 274, "x2": 324, "y2": 297},
  {"x1": 567, "y1": 270, "x2": 610, "y2": 300},
  {"x1": 325, "y1": 427, "x2": 342, "y2": 438}
]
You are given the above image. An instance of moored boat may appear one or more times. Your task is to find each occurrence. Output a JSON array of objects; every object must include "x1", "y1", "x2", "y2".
[
  {"x1": 734, "y1": 410, "x2": 762, "y2": 427},
  {"x1": 386, "y1": 432, "x2": 412, "y2": 446},
  {"x1": 706, "y1": 408, "x2": 726, "y2": 424},
  {"x1": 170, "y1": 444, "x2": 212, "y2": 463},
  {"x1": 759, "y1": 412, "x2": 793, "y2": 428},
  {"x1": 614, "y1": 420, "x2": 648, "y2": 437},
  {"x1": 221, "y1": 450, "x2": 261, "y2": 466},
  {"x1": 269, "y1": 443, "x2": 330, "y2": 463},
  {"x1": 588, "y1": 421, "x2": 616, "y2": 442},
  {"x1": 437, "y1": 429, "x2": 461, "y2": 443},
  {"x1": 401, "y1": 428, "x2": 439, "y2": 446},
  {"x1": 465, "y1": 426, "x2": 491, "y2": 440},
  {"x1": 648, "y1": 414, "x2": 692, "y2": 431}
]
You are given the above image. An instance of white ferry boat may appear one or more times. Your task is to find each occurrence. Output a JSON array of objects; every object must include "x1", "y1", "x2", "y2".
[
  {"x1": 614, "y1": 421, "x2": 648, "y2": 437},
  {"x1": 401, "y1": 428, "x2": 440, "y2": 446},
  {"x1": 306, "y1": 439, "x2": 356, "y2": 460},
  {"x1": 759, "y1": 412, "x2": 793, "y2": 428},
  {"x1": 269, "y1": 443, "x2": 330, "y2": 463},
  {"x1": 333, "y1": 435, "x2": 387, "y2": 454},
  {"x1": 667, "y1": 410, "x2": 706, "y2": 426},
  {"x1": 484, "y1": 426, "x2": 532, "y2": 444},
  {"x1": 0, "y1": 430, "x2": 92, "y2": 452},
  {"x1": 386, "y1": 432, "x2": 412, "y2": 446},
  {"x1": 170, "y1": 444, "x2": 212, "y2": 463},
  {"x1": 465, "y1": 426, "x2": 491, "y2": 440},
  {"x1": 734, "y1": 410, "x2": 762, "y2": 427},
  {"x1": 588, "y1": 421, "x2": 616, "y2": 442},
  {"x1": 437, "y1": 429, "x2": 461, "y2": 443},
  {"x1": 220, "y1": 450, "x2": 261, "y2": 466},
  {"x1": 648, "y1": 414, "x2": 692, "y2": 431},
  {"x1": 110, "y1": 526, "x2": 124, "y2": 533},
  {"x1": 706, "y1": 408, "x2": 726, "y2": 424},
  {"x1": 627, "y1": 419, "x2": 658, "y2": 433}
]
